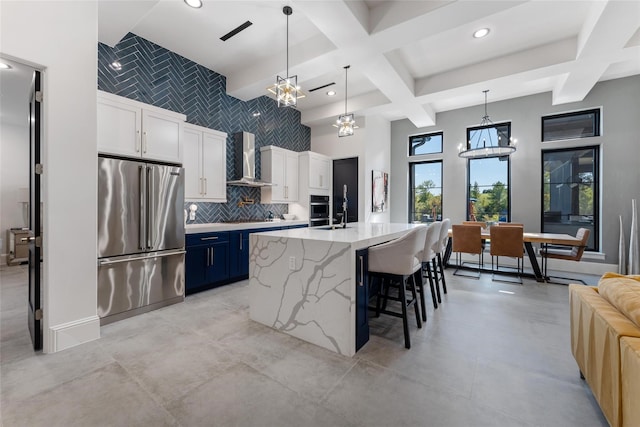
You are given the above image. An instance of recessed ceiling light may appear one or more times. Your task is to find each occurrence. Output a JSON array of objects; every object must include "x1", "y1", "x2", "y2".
[
  {"x1": 473, "y1": 28, "x2": 490, "y2": 38},
  {"x1": 0, "y1": 62, "x2": 12, "y2": 70},
  {"x1": 109, "y1": 61, "x2": 122, "y2": 71},
  {"x1": 184, "y1": 0, "x2": 202, "y2": 8},
  {"x1": 327, "y1": 90, "x2": 336, "y2": 96}
]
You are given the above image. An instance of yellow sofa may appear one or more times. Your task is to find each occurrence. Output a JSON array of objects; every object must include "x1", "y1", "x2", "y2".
[{"x1": 569, "y1": 273, "x2": 640, "y2": 427}]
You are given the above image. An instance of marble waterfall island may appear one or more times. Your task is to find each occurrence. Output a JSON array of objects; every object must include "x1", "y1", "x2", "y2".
[{"x1": 249, "y1": 223, "x2": 423, "y2": 356}]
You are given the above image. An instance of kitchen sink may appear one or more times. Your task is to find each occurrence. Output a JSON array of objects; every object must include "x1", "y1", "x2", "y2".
[
  {"x1": 316, "y1": 225, "x2": 350, "y2": 230},
  {"x1": 221, "y1": 219, "x2": 271, "y2": 224}
]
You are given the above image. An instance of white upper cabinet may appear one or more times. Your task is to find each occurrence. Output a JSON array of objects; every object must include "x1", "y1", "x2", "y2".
[
  {"x1": 260, "y1": 146, "x2": 298, "y2": 203},
  {"x1": 97, "y1": 91, "x2": 186, "y2": 164},
  {"x1": 305, "y1": 151, "x2": 331, "y2": 191},
  {"x1": 183, "y1": 123, "x2": 227, "y2": 202}
]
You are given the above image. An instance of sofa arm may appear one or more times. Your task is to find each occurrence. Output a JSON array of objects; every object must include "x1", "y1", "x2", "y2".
[
  {"x1": 620, "y1": 337, "x2": 640, "y2": 427},
  {"x1": 569, "y1": 284, "x2": 640, "y2": 427}
]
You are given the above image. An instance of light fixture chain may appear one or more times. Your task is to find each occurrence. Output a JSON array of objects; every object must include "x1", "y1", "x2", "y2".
[{"x1": 286, "y1": 10, "x2": 289, "y2": 77}]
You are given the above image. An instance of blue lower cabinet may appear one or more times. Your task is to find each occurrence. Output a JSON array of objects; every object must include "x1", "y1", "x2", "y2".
[
  {"x1": 185, "y1": 232, "x2": 229, "y2": 294},
  {"x1": 355, "y1": 248, "x2": 369, "y2": 352},
  {"x1": 229, "y1": 230, "x2": 250, "y2": 279},
  {"x1": 287, "y1": 224, "x2": 308, "y2": 229}
]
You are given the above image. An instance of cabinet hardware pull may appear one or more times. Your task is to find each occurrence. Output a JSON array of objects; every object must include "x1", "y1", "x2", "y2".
[
  {"x1": 358, "y1": 255, "x2": 364, "y2": 287},
  {"x1": 136, "y1": 130, "x2": 141, "y2": 152},
  {"x1": 206, "y1": 247, "x2": 210, "y2": 267},
  {"x1": 204, "y1": 178, "x2": 207, "y2": 195},
  {"x1": 142, "y1": 131, "x2": 148, "y2": 153},
  {"x1": 200, "y1": 236, "x2": 219, "y2": 241},
  {"x1": 210, "y1": 247, "x2": 214, "y2": 265}
]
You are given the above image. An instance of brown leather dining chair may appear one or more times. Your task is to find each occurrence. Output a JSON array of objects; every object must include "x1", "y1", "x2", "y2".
[
  {"x1": 489, "y1": 225, "x2": 524, "y2": 284},
  {"x1": 540, "y1": 228, "x2": 590, "y2": 284},
  {"x1": 452, "y1": 224, "x2": 483, "y2": 279}
]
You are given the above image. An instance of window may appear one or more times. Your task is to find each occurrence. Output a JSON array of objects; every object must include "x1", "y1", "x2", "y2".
[
  {"x1": 542, "y1": 146, "x2": 598, "y2": 250},
  {"x1": 542, "y1": 109, "x2": 600, "y2": 142},
  {"x1": 409, "y1": 161, "x2": 442, "y2": 223},
  {"x1": 409, "y1": 132, "x2": 442, "y2": 156},
  {"x1": 467, "y1": 157, "x2": 510, "y2": 222}
]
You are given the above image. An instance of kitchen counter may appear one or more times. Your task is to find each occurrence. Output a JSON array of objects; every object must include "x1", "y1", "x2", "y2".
[
  {"x1": 185, "y1": 219, "x2": 308, "y2": 233},
  {"x1": 248, "y1": 222, "x2": 423, "y2": 356}
]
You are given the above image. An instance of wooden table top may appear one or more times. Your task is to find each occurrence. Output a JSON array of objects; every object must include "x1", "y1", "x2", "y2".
[{"x1": 447, "y1": 229, "x2": 581, "y2": 246}]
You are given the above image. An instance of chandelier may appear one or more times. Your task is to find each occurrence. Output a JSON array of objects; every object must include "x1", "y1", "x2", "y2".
[
  {"x1": 458, "y1": 90, "x2": 517, "y2": 159},
  {"x1": 333, "y1": 65, "x2": 357, "y2": 137},
  {"x1": 266, "y1": 6, "x2": 305, "y2": 107}
]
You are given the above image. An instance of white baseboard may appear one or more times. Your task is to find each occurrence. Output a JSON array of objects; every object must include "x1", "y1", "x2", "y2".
[{"x1": 46, "y1": 315, "x2": 100, "y2": 353}]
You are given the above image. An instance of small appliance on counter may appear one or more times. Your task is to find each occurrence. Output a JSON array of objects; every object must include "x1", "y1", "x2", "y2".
[
  {"x1": 97, "y1": 156, "x2": 185, "y2": 325},
  {"x1": 309, "y1": 195, "x2": 330, "y2": 227}
]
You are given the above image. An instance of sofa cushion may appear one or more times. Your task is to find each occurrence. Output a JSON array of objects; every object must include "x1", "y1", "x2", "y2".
[{"x1": 598, "y1": 273, "x2": 640, "y2": 329}]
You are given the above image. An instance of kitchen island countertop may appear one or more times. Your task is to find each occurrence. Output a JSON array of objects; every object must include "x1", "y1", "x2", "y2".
[{"x1": 249, "y1": 222, "x2": 424, "y2": 356}]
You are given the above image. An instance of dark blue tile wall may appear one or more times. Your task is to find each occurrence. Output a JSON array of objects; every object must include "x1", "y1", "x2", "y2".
[{"x1": 98, "y1": 33, "x2": 311, "y2": 224}]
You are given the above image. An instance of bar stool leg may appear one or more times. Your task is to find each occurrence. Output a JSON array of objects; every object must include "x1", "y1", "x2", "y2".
[
  {"x1": 424, "y1": 264, "x2": 438, "y2": 309},
  {"x1": 432, "y1": 258, "x2": 441, "y2": 303},
  {"x1": 437, "y1": 253, "x2": 447, "y2": 294},
  {"x1": 399, "y1": 275, "x2": 411, "y2": 349},
  {"x1": 410, "y1": 274, "x2": 422, "y2": 328},
  {"x1": 415, "y1": 269, "x2": 427, "y2": 321}
]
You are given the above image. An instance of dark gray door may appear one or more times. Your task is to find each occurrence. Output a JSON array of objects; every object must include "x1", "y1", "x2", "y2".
[
  {"x1": 333, "y1": 157, "x2": 359, "y2": 223},
  {"x1": 28, "y1": 70, "x2": 42, "y2": 351}
]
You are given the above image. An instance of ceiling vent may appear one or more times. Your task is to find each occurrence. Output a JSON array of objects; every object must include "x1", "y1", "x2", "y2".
[
  {"x1": 220, "y1": 21, "x2": 253, "y2": 41},
  {"x1": 309, "y1": 82, "x2": 336, "y2": 92}
]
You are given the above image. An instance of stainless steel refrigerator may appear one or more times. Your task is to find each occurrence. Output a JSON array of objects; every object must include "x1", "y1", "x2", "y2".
[{"x1": 97, "y1": 156, "x2": 185, "y2": 325}]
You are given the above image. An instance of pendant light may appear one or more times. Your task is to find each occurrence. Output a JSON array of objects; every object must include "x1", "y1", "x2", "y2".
[
  {"x1": 458, "y1": 90, "x2": 517, "y2": 158},
  {"x1": 266, "y1": 6, "x2": 305, "y2": 107},
  {"x1": 334, "y1": 65, "x2": 356, "y2": 137}
]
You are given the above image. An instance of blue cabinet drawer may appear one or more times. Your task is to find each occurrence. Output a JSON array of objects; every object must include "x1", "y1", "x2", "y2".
[{"x1": 186, "y1": 231, "x2": 229, "y2": 247}]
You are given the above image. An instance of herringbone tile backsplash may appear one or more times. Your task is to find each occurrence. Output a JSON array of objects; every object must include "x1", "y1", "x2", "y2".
[{"x1": 98, "y1": 33, "x2": 311, "y2": 224}]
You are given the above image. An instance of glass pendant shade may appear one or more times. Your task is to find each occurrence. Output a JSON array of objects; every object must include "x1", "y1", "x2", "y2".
[
  {"x1": 266, "y1": 6, "x2": 304, "y2": 108},
  {"x1": 267, "y1": 75, "x2": 305, "y2": 107},
  {"x1": 337, "y1": 113, "x2": 355, "y2": 137}
]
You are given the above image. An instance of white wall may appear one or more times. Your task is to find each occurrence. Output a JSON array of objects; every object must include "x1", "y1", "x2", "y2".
[
  {"x1": 0, "y1": 1, "x2": 99, "y2": 352},
  {"x1": 362, "y1": 116, "x2": 391, "y2": 224},
  {"x1": 390, "y1": 76, "x2": 640, "y2": 269},
  {"x1": 0, "y1": 122, "x2": 29, "y2": 261}
]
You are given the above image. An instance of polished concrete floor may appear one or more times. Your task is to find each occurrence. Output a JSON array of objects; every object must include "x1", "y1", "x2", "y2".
[{"x1": 1, "y1": 264, "x2": 607, "y2": 426}]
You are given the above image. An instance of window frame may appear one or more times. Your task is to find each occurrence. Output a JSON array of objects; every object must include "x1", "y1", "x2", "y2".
[
  {"x1": 540, "y1": 145, "x2": 600, "y2": 251},
  {"x1": 466, "y1": 156, "x2": 511, "y2": 222},
  {"x1": 408, "y1": 131, "x2": 443, "y2": 156},
  {"x1": 408, "y1": 159, "x2": 443, "y2": 224},
  {"x1": 541, "y1": 108, "x2": 601, "y2": 142}
]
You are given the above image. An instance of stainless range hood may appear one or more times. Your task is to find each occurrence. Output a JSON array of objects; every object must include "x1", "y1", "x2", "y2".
[{"x1": 227, "y1": 132, "x2": 273, "y2": 187}]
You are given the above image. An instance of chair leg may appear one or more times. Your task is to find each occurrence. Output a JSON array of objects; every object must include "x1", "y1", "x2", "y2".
[
  {"x1": 399, "y1": 275, "x2": 411, "y2": 349},
  {"x1": 424, "y1": 264, "x2": 438, "y2": 309},
  {"x1": 432, "y1": 258, "x2": 441, "y2": 303},
  {"x1": 415, "y1": 269, "x2": 427, "y2": 321},
  {"x1": 437, "y1": 253, "x2": 447, "y2": 294},
  {"x1": 410, "y1": 274, "x2": 423, "y2": 328},
  {"x1": 375, "y1": 277, "x2": 383, "y2": 317}
]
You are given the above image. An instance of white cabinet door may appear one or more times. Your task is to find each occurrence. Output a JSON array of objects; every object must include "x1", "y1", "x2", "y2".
[
  {"x1": 142, "y1": 109, "x2": 182, "y2": 164},
  {"x1": 183, "y1": 123, "x2": 227, "y2": 202},
  {"x1": 183, "y1": 126, "x2": 202, "y2": 199},
  {"x1": 201, "y1": 131, "x2": 226, "y2": 201},
  {"x1": 261, "y1": 146, "x2": 299, "y2": 203},
  {"x1": 97, "y1": 97, "x2": 141, "y2": 158},
  {"x1": 284, "y1": 151, "x2": 299, "y2": 202},
  {"x1": 309, "y1": 155, "x2": 330, "y2": 190}
]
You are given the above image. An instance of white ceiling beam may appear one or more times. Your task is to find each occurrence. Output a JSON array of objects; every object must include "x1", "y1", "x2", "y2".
[
  {"x1": 554, "y1": 0, "x2": 640, "y2": 104},
  {"x1": 301, "y1": 90, "x2": 390, "y2": 125}
]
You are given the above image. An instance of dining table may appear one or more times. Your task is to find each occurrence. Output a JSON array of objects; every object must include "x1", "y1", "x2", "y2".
[{"x1": 443, "y1": 228, "x2": 582, "y2": 282}]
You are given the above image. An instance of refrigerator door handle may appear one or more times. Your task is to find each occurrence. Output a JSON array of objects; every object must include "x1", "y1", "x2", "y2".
[
  {"x1": 139, "y1": 165, "x2": 146, "y2": 250},
  {"x1": 147, "y1": 166, "x2": 154, "y2": 250}
]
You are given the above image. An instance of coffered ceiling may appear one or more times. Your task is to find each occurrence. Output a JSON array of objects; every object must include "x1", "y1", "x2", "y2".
[{"x1": 99, "y1": 0, "x2": 640, "y2": 127}]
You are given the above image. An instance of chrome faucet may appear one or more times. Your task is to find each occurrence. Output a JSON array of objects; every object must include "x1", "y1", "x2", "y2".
[{"x1": 341, "y1": 184, "x2": 348, "y2": 228}]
